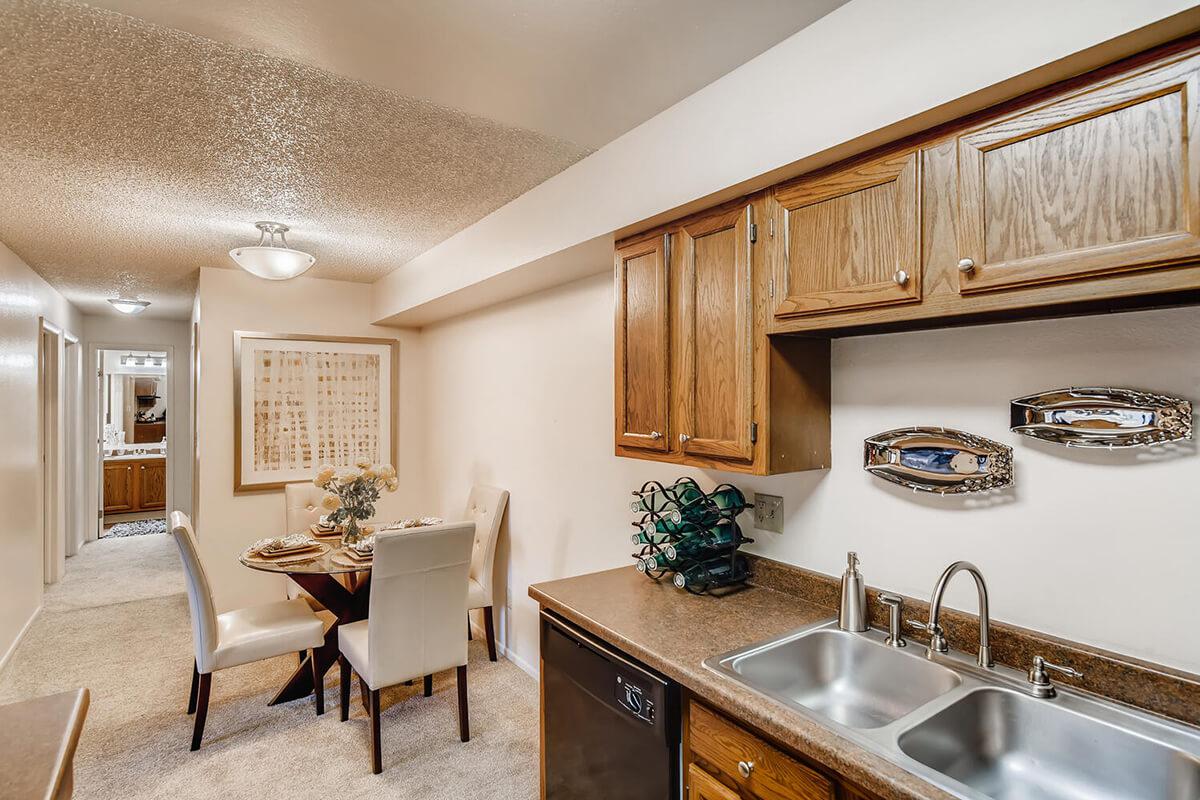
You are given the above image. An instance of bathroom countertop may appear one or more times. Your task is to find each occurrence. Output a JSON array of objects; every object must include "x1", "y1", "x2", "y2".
[
  {"x1": 104, "y1": 452, "x2": 166, "y2": 461},
  {"x1": 530, "y1": 566, "x2": 958, "y2": 800}
]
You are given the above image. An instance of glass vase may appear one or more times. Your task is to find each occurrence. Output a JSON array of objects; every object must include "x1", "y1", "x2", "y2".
[{"x1": 341, "y1": 517, "x2": 363, "y2": 548}]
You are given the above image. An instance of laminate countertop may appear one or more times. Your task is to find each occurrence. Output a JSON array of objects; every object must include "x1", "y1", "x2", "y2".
[{"x1": 530, "y1": 566, "x2": 957, "y2": 800}]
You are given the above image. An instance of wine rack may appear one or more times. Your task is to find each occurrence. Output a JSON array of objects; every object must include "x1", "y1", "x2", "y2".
[{"x1": 629, "y1": 477, "x2": 753, "y2": 594}]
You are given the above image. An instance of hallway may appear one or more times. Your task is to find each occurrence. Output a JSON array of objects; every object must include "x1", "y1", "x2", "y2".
[{"x1": 0, "y1": 534, "x2": 538, "y2": 800}]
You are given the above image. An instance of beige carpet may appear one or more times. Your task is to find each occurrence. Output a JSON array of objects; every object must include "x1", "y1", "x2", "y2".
[{"x1": 0, "y1": 535, "x2": 539, "y2": 799}]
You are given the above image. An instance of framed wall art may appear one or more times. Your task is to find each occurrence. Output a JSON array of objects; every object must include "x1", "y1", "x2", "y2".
[{"x1": 233, "y1": 332, "x2": 399, "y2": 492}]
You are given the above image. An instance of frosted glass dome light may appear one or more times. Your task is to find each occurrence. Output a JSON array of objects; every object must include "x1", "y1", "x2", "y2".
[
  {"x1": 229, "y1": 221, "x2": 316, "y2": 280},
  {"x1": 108, "y1": 297, "x2": 150, "y2": 314}
]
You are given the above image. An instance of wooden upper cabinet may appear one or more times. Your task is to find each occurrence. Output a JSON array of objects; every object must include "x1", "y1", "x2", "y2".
[
  {"x1": 956, "y1": 51, "x2": 1200, "y2": 293},
  {"x1": 772, "y1": 149, "x2": 921, "y2": 318},
  {"x1": 677, "y1": 205, "x2": 754, "y2": 462},
  {"x1": 615, "y1": 235, "x2": 670, "y2": 452}
]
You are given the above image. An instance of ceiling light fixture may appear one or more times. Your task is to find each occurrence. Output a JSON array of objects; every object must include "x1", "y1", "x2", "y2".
[
  {"x1": 229, "y1": 221, "x2": 315, "y2": 280},
  {"x1": 108, "y1": 297, "x2": 151, "y2": 315}
]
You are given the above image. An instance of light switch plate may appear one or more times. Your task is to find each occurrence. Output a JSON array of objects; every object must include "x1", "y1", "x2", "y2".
[{"x1": 753, "y1": 493, "x2": 784, "y2": 533}]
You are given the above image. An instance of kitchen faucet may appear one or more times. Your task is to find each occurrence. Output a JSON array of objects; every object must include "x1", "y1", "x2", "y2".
[{"x1": 908, "y1": 561, "x2": 994, "y2": 668}]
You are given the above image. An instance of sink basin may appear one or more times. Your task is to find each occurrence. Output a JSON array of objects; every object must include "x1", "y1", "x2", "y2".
[
  {"x1": 718, "y1": 629, "x2": 961, "y2": 729},
  {"x1": 898, "y1": 688, "x2": 1200, "y2": 800}
]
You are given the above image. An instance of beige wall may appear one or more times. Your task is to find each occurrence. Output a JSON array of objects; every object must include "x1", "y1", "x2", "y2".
[
  {"x1": 194, "y1": 267, "x2": 425, "y2": 611},
  {"x1": 82, "y1": 315, "x2": 195, "y2": 536},
  {"x1": 0, "y1": 240, "x2": 82, "y2": 667},
  {"x1": 418, "y1": 273, "x2": 1200, "y2": 677}
]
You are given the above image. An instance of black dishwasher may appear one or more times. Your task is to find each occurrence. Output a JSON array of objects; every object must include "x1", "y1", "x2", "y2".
[{"x1": 541, "y1": 610, "x2": 680, "y2": 799}]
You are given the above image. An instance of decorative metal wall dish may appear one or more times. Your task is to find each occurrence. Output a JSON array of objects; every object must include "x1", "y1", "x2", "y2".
[
  {"x1": 863, "y1": 427, "x2": 1013, "y2": 494},
  {"x1": 1010, "y1": 387, "x2": 1192, "y2": 448}
]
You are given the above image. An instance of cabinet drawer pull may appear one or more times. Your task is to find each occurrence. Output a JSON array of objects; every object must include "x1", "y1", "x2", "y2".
[
  {"x1": 648, "y1": 431, "x2": 662, "y2": 440},
  {"x1": 737, "y1": 760, "x2": 755, "y2": 779},
  {"x1": 893, "y1": 269, "x2": 909, "y2": 286},
  {"x1": 679, "y1": 433, "x2": 691, "y2": 444},
  {"x1": 957, "y1": 257, "x2": 976, "y2": 274}
]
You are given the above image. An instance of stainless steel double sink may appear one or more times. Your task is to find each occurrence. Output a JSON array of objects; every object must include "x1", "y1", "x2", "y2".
[{"x1": 705, "y1": 621, "x2": 1200, "y2": 800}]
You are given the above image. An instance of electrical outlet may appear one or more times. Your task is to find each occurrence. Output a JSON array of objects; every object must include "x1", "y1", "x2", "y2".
[{"x1": 753, "y1": 493, "x2": 784, "y2": 533}]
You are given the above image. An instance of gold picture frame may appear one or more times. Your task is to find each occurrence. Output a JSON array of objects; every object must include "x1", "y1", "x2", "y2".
[{"x1": 233, "y1": 331, "x2": 400, "y2": 493}]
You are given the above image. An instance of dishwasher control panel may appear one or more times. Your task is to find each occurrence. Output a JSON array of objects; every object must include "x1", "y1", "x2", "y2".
[{"x1": 616, "y1": 675, "x2": 656, "y2": 724}]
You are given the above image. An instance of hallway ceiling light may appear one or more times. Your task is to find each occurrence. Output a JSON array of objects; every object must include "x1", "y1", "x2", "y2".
[
  {"x1": 108, "y1": 297, "x2": 150, "y2": 315},
  {"x1": 229, "y1": 221, "x2": 316, "y2": 280}
]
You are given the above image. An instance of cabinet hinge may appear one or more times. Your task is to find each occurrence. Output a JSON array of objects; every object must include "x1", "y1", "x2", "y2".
[
  {"x1": 749, "y1": 222, "x2": 758, "y2": 244},
  {"x1": 768, "y1": 277, "x2": 775, "y2": 298},
  {"x1": 750, "y1": 422, "x2": 759, "y2": 444},
  {"x1": 768, "y1": 218, "x2": 776, "y2": 237}
]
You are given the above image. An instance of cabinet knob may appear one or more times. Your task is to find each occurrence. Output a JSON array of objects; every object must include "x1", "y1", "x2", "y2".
[
  {"x1": 648, "y1": 431, "x2": 662, "y2": 440},
  {"x1": 893, "y1": 269, "x2": 909, "y2": 286},
  {"x1": 679, "y1": 433, "x2": 691, "y2": 444},
  {"x1": 957, "y1": 257, "x2": 976, "y2": 274},
  {"x1": 737, "y1": 760, "x2": 755, "y2": 779}
]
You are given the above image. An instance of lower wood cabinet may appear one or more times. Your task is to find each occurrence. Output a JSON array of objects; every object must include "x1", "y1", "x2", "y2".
[
  {"x1": 685, "y1": 699, "x2": 879, "y2": 800},
  {"x1": 103, "y1": 458, "x2": 166, "y2": 514}
]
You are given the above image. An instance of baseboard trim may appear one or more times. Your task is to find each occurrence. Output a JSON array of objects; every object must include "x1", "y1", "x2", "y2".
[
  {"x1": 468, "y1": 618, "x2": 538, "y2": 679},
  {"x1": 0, "y1": 605, "x2": 42, "y2": 676}
]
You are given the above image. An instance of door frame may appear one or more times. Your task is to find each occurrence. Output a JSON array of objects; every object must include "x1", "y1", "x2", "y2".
[
  {"x1": 37, "y1": 318, "x2": 73, "y2": 585},
  {"x1": 89, "y1": 341, "x2": 176, "y2": 542}
]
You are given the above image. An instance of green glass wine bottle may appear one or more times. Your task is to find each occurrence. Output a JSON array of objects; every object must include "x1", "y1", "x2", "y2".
[
  {"x1": 629, "y1": 479, "x2": 704, "y2": 514},
  {"x1": 663, "y1": 520, "x2": 742, "y2": 561},
  {"x1": 630, "y1": 529, "x2": 673, "y2": 546},
  {"x1": 672, "y1": 554, "x2": 750, "y2": 591}
]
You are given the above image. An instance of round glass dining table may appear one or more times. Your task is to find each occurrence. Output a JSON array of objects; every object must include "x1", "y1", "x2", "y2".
[{"x1": 240, "y1": 542, "x2": 371, "y2": 708}]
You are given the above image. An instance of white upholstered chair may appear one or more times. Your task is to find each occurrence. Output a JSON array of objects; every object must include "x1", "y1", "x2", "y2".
[
  {"x1": 169, "y1": 511, "x2": 326, "y2": 751},
  {"x1": 283, "y1": 482, "x2": 330, "y2": 612},
  {"x1": 464, "y1": 486, "x2": 509, "y2": 662},
  {"x1": 337, "y1": 521, "x2": 475, "y2": 774}
]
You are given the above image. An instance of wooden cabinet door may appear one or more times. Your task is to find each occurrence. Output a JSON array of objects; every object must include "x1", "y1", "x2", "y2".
[
  {"x1": 688, "y1": 764, "x2": 742, "y2": 800},
  {"x1": 773, "y1": 149, "x2": 921, "y2": 318},
  {"x1": 677, "y1": 205, "x2": 754, "y2": 462},
  {"x1": 615, "y1": 234, "x2": 671, "y2": 452},
  {"x1": 956, "y1": 51, "x2": 1200, "y2": 293},
  {"x1": 103, "y1": 463, "x2": 134, "y2": 513},
  {"x1": 138, "y1": 461, "x2": 167, "y2": 510}
]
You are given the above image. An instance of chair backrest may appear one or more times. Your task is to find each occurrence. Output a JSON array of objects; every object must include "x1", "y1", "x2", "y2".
[
  {"x1": 169, "y1": 511, "x2": 219, "y2": 673},
  {"x1": 284, "y1": 482, "x2": 326, "y2": 535},
  {"x1": 464, "y1": 486, "x2": 509, "y2": 607},
  {"x1": 367, "y1": 522, "x2": 475, "y2": 688}
]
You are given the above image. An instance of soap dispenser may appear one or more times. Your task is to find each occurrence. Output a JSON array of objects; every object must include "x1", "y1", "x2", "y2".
[{"x1": 838, "y1": 551, "x2": 868, "y2": 632}]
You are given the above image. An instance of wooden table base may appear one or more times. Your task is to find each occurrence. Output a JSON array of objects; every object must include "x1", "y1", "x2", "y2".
[{"x1": 269, "y1": 572, "x2": 371, "y2": 706}]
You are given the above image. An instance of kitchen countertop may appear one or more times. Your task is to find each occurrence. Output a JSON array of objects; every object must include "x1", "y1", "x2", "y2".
[{"x1": 530, "y1": 566, "x2": 958, "y2": 800}]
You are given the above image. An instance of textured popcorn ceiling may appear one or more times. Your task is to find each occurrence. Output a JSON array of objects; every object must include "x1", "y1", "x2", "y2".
[{"x1": 0, "y1": 0, "x2": 590, "y2": 318}]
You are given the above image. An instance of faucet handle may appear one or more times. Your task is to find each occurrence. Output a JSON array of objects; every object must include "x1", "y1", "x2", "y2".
[
  {"x1": 1028, "y1": 655, "x2": 1083, "y2": 698},
  {"x1": 906, "y1": 619, "x2": 948, "y2": 653}
]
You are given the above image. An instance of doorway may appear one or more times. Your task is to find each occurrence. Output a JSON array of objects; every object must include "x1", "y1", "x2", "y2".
[{"x1": 97, "y1": 348, "x2": 170, "y2": 539}]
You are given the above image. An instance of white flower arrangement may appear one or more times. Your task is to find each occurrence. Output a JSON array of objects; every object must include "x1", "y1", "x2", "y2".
[{"x1": 313, "y1": 462, "x2": 398, "y2": 543}]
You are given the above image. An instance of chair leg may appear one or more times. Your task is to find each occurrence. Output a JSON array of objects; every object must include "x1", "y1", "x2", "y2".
[
  {"x1": 297, "y1": 650, "x2": 305, "y2": 666},
  {"x1": 423, "y1": 674, "x2": 433, "y2": 697},
  {"x1": 187, "y1": 660, "x2": 199, "y2": 715},
  {"x1": 359, "y1": 675, "x2": 370, "y2": 714},
  {"x1": 483, "y1": 606, "x2": 497, "y2": 662},
  {"x1": 311, "y1": 650, "x2": 324, "y2": 716},
  {"x1": 190, "y1": 672, "x2": 212, "y2": 751},
  {"x1": 339, "y1": 656, "x2": 351, "y2": 722},
  {"x1": 456, "y1": 665, "x2": 469, "y2": 742},
  {"x1": 368, "y1": 688, "x2": 382, "y2": 774},
  {"x1": 467, "y1": 613, "x2": 473, "y2": 640}
]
